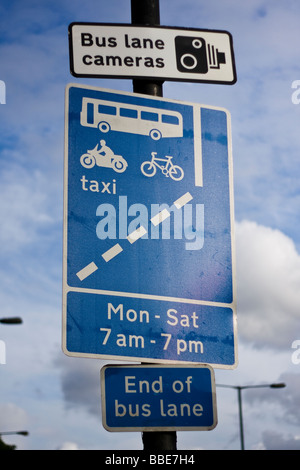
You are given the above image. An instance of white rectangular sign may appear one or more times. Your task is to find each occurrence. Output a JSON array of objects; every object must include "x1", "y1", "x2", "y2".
[{"x1": 69, "y1": 23, "x2": 236, "y2": 84}]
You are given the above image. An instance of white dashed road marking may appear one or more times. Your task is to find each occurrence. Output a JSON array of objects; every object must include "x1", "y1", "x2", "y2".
[
  {"x1": 150, "y1": 208, "x2": 171, "y2": 226},
  {"x1": 76, "y1": 192, "x2": 194, "y2": 280},
  {"x1": 127, "y1": 226, "x2": 148, "y2": 244},
  {"x1": 174, "y1": 192, "x2": 193, "y2": 208},
  {"x1": 76, "y1": 261, "x2": 98, "y2": 281},
  {"x1": 102, "y1": 243, "x2": 123, "y2": 262}
]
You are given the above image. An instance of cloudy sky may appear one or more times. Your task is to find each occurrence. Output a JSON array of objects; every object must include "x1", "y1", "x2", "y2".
[{"x1": 0, "y1": 0, "x2": 300, "y2": 451}]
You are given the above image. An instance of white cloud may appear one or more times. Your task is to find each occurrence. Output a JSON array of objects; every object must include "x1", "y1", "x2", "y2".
[
  {"x1": 55, "y1": 354, "x2": 103, "y2": 416},
  {"x1": 58, "y1": 441, "x2": 80, "y2": 450},
  {"x1": 254, "y1": 372, "x2": 300, "y2": 424},
  {"x1": 262, "y1": 430, "x2": 300, "y2": 450},
  {"x1": 0, "y1": 402, "x2": 29, "y2": 430},
  {"x1": 0, "y1": 164, "x2": 55, "y2": 251},
  {"x1": 236, "y1": 220, "x2": 300, "y2": 349}
]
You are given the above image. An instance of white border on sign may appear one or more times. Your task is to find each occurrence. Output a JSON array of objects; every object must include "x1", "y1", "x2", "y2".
[
  {"x1": 100, "y1": 363, "x2": 218, "y2": 432},
  {"x1": 69, "y1": 23, "x2": 237, "y2": 85},
  {"x1": 62, "y1": 83, "x2": 238, "y2": 370}
]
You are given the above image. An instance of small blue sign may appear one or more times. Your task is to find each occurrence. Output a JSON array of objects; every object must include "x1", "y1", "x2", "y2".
[
  {"x1": 63, "y1": 84, "x2": 237, "y2": 368},
  {"x1": 101, "y1": 364, "x2": 217, "y2": 431}
]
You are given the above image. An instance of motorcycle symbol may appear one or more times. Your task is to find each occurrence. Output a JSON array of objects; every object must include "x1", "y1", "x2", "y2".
[{"x1": 80, "y1": 140, "x2": 128, "y2": 173}]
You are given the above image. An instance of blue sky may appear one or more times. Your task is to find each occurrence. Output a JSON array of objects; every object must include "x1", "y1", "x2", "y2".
[{"x1": 0, "y1": 0, "x2": 300, "y2": 450}]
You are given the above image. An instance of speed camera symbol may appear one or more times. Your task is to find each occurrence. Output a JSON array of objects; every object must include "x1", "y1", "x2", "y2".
[{"x1": 175, "y1": 36, "x2": 226, "y2": 74}]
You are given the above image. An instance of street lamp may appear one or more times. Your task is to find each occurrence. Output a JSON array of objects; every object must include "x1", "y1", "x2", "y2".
[
  {"x1": 0, "y1": 317, "x2": 23, "y2": 324},
  {"x1": 217, "y1": 382, "x2": 286, "y2": 450},
  {"x1": 0, "y1": 431, "x2": 29, "y2": 436},
  {"x1": 0, "y1": 430, "x2": 29, "y2": 450}
]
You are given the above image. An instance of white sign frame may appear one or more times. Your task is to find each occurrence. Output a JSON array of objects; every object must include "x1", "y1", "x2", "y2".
[
  {"x1": 69, "y1": 23, "x2": 237, "y2": 84},
  {"x1": 101, "y1": 364, "x2": 217, "y2": 432},
  {"x1": 62, "y1": 84, "x2": 238, "y2": 369}
]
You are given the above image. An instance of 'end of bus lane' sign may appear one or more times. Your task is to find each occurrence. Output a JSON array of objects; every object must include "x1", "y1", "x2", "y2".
[{"x1": 101, "y1": 364, "x2": 217, "y2": 432}]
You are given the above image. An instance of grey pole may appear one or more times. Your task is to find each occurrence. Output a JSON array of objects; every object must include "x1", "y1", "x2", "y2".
[
  {"x1": 131, "y1": 0, "x2": 164, "y2": 97},
  {"x1": 217, "y1": 382, "x2": 286, "y2": 450},
  {"x1": 130, "y1": 0, "x2": 176, "y2": 451},
  {"x1": 237, "y1": 387, "x2": 245, "y2": 451}
]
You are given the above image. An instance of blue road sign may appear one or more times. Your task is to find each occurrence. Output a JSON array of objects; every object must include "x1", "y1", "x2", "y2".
[
  {"x1": 101, "y1": 364, "x2": 217, "y2": 432},
  {"x1": 62, "y1": 83, "x2": 237, "y2": 368}
]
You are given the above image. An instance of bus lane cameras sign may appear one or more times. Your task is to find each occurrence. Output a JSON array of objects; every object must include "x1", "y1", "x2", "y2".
[
  {"x1": 62, "y1": 83, "x2": 237, "y2": 369},
  {"x1": 69, "y1": 23, "x2": 236, "y2": 85}
]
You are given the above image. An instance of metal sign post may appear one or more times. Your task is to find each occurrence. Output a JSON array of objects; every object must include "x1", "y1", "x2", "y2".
[
  {"x1": 131, "y1": 0, "x2": 175, "y2": 451},
  {"x1": 131, "y1": 0, "x2": 172, "y2": 451}
]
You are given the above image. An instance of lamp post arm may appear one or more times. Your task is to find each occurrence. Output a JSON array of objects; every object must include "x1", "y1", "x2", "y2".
[{"x1": 216, "y1": 382, "x2": 285, "y2": 450}]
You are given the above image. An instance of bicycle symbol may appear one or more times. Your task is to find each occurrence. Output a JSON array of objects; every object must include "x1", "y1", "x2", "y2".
[{"x1": 141, "y1": 152, "x2": 184, "y2": 181}]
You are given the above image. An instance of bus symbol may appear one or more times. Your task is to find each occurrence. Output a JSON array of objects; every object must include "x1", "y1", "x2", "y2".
[{"x1": 80, "y1": 97, "x2": 183, "y2": 140}]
